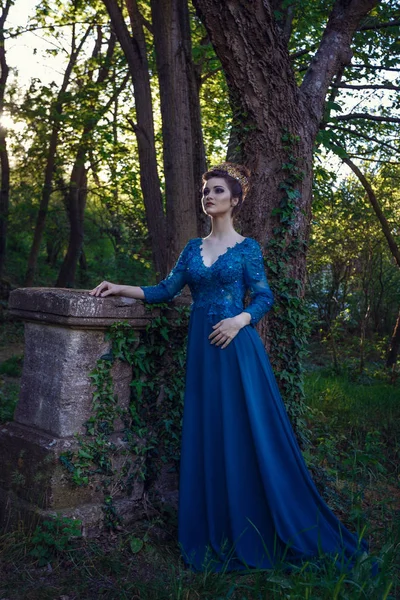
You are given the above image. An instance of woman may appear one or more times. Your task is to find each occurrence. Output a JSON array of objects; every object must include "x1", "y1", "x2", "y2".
[{"x1": 90, "y1": 163, "x2": 366, "y2": 572}]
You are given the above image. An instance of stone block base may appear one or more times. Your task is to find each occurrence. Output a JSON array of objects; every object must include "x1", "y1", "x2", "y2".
[{"x1": 0, "y1": 422, "x2": 144, "y2": 534}]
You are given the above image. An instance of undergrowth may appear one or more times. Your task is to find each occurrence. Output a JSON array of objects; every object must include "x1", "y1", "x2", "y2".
[{"x1": 0, "y1": 365, "x2": 399, "y2": 599}]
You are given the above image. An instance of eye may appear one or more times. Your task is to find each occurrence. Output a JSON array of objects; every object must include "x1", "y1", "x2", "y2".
[
  {"x1": 203, "y1": 187, "x2": 210, "y2": 196},
  {"x1": 215, "y1": 187, "x2": 224, "y2": 193}
]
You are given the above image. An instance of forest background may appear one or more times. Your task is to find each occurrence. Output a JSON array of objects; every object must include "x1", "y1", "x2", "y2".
[{"x1": 0, "y1": 0, "x2": 400, "y2": 598}]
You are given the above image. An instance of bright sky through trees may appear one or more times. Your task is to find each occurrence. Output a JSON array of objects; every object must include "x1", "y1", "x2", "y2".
[{"x1": 7, "y1": 0, "x2": 66, "y2": 89}]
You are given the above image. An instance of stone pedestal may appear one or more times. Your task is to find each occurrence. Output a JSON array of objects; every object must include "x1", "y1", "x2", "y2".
[{"x1": 0, "y1": 288, "x2": 185, "y2": 534}]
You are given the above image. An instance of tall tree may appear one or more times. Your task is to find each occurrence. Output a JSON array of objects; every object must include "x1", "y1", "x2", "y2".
[
  {"x1": 191, "y1": 0, "x2": 391, "y2": 410},
  {"x1": 151, "y1": 0, "x2": 205, "y2": 263},
  {"x1": 56, "y1": 28, "x2": 127, "y2": 287},
  {"x1": 342, "y1": 156, "x2": 400, "y2": 376},
  {"x1": 102, "y1": 0, "x2": 167, "y2": 276},
  {"x1": 24, "y1": 20, "x2": 92, "y2": 286}
]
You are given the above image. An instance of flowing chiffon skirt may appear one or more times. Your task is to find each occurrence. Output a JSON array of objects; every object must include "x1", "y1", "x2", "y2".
[{"x1": 177, "y1": 307, "x2": 367, "y2": 572}]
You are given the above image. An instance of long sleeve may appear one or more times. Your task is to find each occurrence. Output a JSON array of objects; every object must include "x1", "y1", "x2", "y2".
[
  {"x1": 243, "y1": 239, "x2": 274, "y2": 324},
  {"x1": 140, "y1": 241, "x2": 191, "y2": 303}
]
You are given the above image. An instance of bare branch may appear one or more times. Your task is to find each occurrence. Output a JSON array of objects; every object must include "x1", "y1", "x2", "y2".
[
  {"x1": 349, "y1": 63, "x2": 400, "y2": 72},
  {"x1": 333, "y1": 112, "x2": 400, "y2": 124},
  {"x1": 6, "y1": 21, "x2": 102, "y2": 39},
  {"x1": 200, "y1": 65, "x2": 222, "y2": 84},
  {"x1": 300, "y1": 0, "x2": 379, "y2": 127},
  {"x1": 359, "y1": 18, "x2": 400, "y2": 31},
  {"x1": 335, "y1": 126, "x2": 399, "y2": 153},
  {"x1": 290, "y1": 46, "x2": 315, "y2": 60},
  {"x1": 333, "y1": 83, "x2": 400, "y2": 91},
  {"x1": 346, "y1": 154, "x2": 400, "y2": 164},
  {"x1": 139, "y1": 12, "x2": 153, "y2": 34}
]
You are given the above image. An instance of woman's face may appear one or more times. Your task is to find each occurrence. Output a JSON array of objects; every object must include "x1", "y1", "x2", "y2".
[{"x1": 202, "y1": 177, "x2": 238, "y2": 217}]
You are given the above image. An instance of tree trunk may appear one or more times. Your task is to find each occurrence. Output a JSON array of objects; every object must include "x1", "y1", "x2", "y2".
[
  {"x1": 0, "y1": 0, "x2": 12, "y2": 280},
  {"x1": 180, "y1": 3, "x2": 208, "y2": 238},
  {"x1": 342, "y1": 156, "x2": 400, "y2": 375},
  {"x1": 103, "y1": 0, "x2": 167, "y2": 277},
  {"x1": 151, "y1": 0, "x2": 199, "y2": 267},
  {"x1": 387, "y1": 309, "x2": 400, "y2": 378},
  {"x1": 24, "y1": 25, "x2": 92, "y2": 286},
  {"x1": 56, "y1": 166, "x2": 87, "y2": 287},
  {"x1": 193, "y1": 0, "x2": 379, "y2": 417}
]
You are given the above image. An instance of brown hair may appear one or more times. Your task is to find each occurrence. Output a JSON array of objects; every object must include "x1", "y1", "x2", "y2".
[{"x1": 202, "y1": 162, "x2": 250, "y2": 217}]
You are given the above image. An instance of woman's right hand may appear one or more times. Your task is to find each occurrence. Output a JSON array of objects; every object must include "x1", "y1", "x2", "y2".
[{"x1": 89, "y1": 281, "x2": 121, "y2": 297}]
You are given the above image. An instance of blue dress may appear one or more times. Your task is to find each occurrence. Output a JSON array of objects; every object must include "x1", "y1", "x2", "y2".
[{"x1": 141, "y1": 237, "x2": 366, "y2": 572}]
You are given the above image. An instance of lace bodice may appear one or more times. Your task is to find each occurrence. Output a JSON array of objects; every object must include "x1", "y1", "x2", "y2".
[{"x1": 141, "y1": 237, "x2": 274, "y2": 324}]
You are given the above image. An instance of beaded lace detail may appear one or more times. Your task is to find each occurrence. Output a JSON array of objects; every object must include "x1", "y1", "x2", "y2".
[{"x1": 141, "y1": 237, "x2": 274, "y2": 325}]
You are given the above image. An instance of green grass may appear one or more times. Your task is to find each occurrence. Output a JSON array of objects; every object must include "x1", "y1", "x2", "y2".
[
  {"x1": 0, "y1": 344, "x2": 399, "y2": 598},
  {"x1": 304, "y1": 369, "x2": 400, "y2": 429},
  {"x1": 0, "y1": 517, "x2": 398, "y2": 600}
]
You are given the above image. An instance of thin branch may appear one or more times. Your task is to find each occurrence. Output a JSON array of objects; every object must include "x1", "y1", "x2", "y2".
[
  {"x1": 290, "y1": 46, "x2": 315, "y2": 60},
  {"x1": 6, "y1": 21, "x2": 104, "y2": 39},
  {"x1": 300, "y1": 0, "x2": 379, "y2": 127},
  {"x1": 200, "y1": 65, "x2": 222, "y2": 84},
  {"x1": 139, "y1": 12, "x2": 153, "y2": 34},
  {"x1": 349, "y1": 64, "x2": 400, "y2": 72},
  {"x1": 346, "y1": 154, "x2": 400, "y2": 164},
  {"x1": 342, "y1": 156, "x2": 400, "y2": 269},
  {"x1": 333, "y1": 112, "x2": 400, "y2": 124},
  {"x1": 333, "y1": 83, "x2": 400, "y2": 91},
  {"x1": 335, "y1": 126, "x2": 399, "y2": 153},
  {"x1": 359, "y1": 18, "x2": 400, "y2": 31}
]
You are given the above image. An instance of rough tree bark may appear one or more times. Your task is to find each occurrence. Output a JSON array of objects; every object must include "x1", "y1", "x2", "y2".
[
  {"x1": 24, "y1": 24, "x2": 92, "y2": 286},
  {"x1": 0, "y1": 0, "x2": 12, "y2": 281},
  {"x1": 151, "y1": 0, "x2": 205, "y2": 265},
  {"x1": 193, "y1": 0, "x2": 379, "y2": 272},
  {"x1": 103, "y1": 0, "x2": 167, "y2": 277},
  {"x1": 192, "y1": 0, "x2": 379, "y2": 406}
]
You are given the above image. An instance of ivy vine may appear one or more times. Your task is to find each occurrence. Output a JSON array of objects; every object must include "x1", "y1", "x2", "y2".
[
  {"x1": 60, "y1": 132, "x2": 311, "y2": 521},
  {"x1": 265, "y1": 130, "x2": 311, "y2": 444},
  {"x1": 60, "y1": 304, "x2": 189, "y2": 528}
]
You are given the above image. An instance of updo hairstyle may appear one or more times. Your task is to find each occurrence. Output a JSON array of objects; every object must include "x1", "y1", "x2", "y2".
[{"x1": 202, "y1": 162, "x2": 250, "y2": 217}]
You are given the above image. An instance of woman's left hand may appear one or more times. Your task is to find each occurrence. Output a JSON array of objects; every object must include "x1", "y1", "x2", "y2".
[{"x1": 209, "y1": 314, "x2": 250, "y2": 349}]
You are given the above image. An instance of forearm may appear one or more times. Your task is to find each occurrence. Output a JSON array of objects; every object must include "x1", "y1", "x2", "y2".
[
  {"x1": 117, "y1": 285, "x2": 145, "y2": 300},
  {"x1": 235, "y1": 312, "x2": 252, "y2": 328}
]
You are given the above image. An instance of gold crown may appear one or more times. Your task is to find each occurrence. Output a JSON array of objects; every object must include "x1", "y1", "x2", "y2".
[{"x1": 211, "y1": 162, "x2": 249, "y2": 191}]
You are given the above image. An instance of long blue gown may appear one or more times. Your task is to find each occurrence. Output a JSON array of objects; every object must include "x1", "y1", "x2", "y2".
[{"x1": 141, "y1": 237, "x2": 367, "y2": 572}]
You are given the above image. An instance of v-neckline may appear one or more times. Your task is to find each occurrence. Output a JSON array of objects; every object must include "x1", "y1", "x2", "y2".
[{"x1": 198, "y1": 237, "x2": 247, "y2": 269}]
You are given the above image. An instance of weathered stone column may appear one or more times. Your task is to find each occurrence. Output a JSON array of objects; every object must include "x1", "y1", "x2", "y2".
[{"x1": 0, "y1": 288, "x2": 186, "y2": 534}]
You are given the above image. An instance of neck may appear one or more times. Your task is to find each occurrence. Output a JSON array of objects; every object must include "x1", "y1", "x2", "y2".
[{"x1": 209, "y1": 214, "x2": 236, "y2": 239}]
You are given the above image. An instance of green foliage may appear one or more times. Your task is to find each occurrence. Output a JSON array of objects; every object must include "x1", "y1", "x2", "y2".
[
  {"x1": 0, "y1": 354, "x2": 23, "y2": 377},
  {"x1": 2, "y1": 352, "x2": 399, "y2": 597},
  {"x1": 0, "y1": 377, "x2": 19, "y2": 423},
  {"x1": 29, "y1": 515, "x2": 81, "y2": 566},
  {"x1": 265, "y1": 131, "x2": 310, "y2": 440},
  {"x1": 308, "y1": 164, "x2": 400, "y2": 371},
  {"x1": 60, "y1": 306, "x2": 189, "y2": 527},
  {"x1": 304, "y1": 369, "x2": 400, "y2": 487}
]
